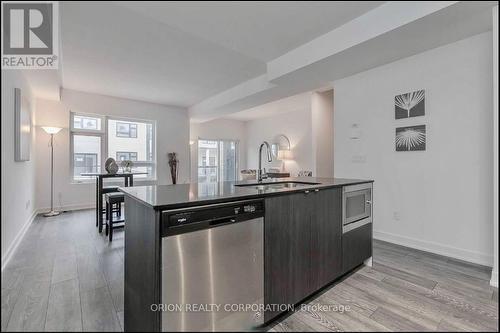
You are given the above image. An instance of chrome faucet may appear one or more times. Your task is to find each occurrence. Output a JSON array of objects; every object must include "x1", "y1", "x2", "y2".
[{"x1": 257, "y1": 141, "x2": 272, "y2": 182}]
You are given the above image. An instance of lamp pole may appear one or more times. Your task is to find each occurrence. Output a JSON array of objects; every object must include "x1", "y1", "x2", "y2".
[{"x1": 42, "y1": 127, "x2": 62, "y2": 217}]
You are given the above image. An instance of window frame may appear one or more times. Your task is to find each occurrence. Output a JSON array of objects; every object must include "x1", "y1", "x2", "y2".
[
  {"x1": 70, "y1": 112, "x2": 157, "y2": 183},
  {"x1": 107, "y1": 116, "x2": 156, "y2": 181},
  {"x1": 219, "y1": 139, "x2": 239, "y2": 182},
  {"x1": 116, "y1": 151, "x2": 138, "y2": 161},
  {"x1": 197, "y1": 139, "x2": 220, "y2": 183},
  {"x1": 70, "y1": 112, "x2": 105, "y2": 134},
  {"x1": 197, "y1": 138, "x2": 239, "y2": 183},
  {"x1": 73, "y1": 115, "x2": 99, "y2": 131}
]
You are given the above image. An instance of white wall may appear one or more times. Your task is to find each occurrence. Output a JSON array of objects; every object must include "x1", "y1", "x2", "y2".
[
  {"x1": 243, "y1": 92, "x2": 335, "y2": 178},
  {"x1": 491, "y1": 6, "x2": 498, "y2": 287},
  {"x1": 312, "y1": 90, "x2": 334, "y2": 178},
  {"x1": 35, "y1": 89, "x2": 190, "y2": 211},
  {"x1": 246, "y1": 107, "x2": 314, "y2": 177},
  {"x1": 334, "y1": 32, "x2": 494, "y2": 266},
  {"x1": 190, "y1": 119, "x2": 247, "y2": 182},
  {"x1": 1, "y1": 70, "x2": 37, "y2": 267}
]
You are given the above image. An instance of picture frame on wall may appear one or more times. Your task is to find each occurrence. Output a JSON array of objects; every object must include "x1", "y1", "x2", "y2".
[
  {"x1": 14, "y1": 88, "x2": 32, "y2": 161},
  {"x1": 395, "y1": 89, "x2": 425, "y2": 119},
  {"x1": 396, "y1": 125, "x2": 426, "y2": 151}
]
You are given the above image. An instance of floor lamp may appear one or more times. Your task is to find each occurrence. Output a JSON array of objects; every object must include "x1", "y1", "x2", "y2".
[{"x1": 42, "y1": 126, "x2": 62, "y2": 217}]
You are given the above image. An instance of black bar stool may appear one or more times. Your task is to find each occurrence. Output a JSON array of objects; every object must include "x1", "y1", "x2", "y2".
[
  {"x1": 97, "y1": 186, "x2": 120, "y2": 231},
  {"x1": 105, "y1": 192, "x2": 125, "y2": 241}
]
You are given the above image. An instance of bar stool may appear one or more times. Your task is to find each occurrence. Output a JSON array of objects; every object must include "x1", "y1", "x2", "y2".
[
  {"x1": 105, "y1": 192, "x2": 125, "y2": 241},
  {"x1": 97, "y1": 186, "x2": 119, "y2": 230}
]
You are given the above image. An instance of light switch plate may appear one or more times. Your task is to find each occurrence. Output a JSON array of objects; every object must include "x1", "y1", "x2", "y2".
[{"x1": 351, "y1": 155, "x2": 366, "y2": 163}]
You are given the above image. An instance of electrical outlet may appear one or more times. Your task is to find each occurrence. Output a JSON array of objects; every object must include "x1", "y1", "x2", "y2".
[
  {"x1": 25, "y1": 199, "x2": 30, "y2": 210},
  {"x1": 393, "y1": 211, "x2": 401, "y2": 221}
]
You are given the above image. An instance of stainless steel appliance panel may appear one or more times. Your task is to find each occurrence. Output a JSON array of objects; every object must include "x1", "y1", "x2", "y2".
[
  {"x1": 162, "y1": 217, "x2": 263, "y2": 331},
  {"x1": 343, "y1": 183, "x2": 372, "y2": 233}
]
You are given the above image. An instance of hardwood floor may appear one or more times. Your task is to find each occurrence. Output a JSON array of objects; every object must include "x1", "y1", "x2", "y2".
[
  {"x1": 1, "y1": 209, "x2": 498, "y2": 331},
  {"x1": 2, "y1": 210, "x2": 123, "y2": 332},
  {"x1": 268, "y1": 241, "x2": 498, "y2": 332}
]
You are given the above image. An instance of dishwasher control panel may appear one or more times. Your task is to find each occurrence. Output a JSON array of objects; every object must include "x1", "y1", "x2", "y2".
[{"x1": 162, "y1": 200, "x2": 264, "y2": 236}]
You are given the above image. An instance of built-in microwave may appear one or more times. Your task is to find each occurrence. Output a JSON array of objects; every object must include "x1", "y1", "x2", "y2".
[{"x1": 342, "y1": 183, "x2": 373, "y2": 233}]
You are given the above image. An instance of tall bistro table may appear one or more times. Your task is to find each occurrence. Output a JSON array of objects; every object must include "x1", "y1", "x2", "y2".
[{"x1": 81, "y1": 172, "x2": 147, "y2": 232}]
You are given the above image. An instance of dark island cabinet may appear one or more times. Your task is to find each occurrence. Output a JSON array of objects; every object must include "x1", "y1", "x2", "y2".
[
  {"x1": 342, "y1": 222, "x2": 372, "y2": 274},
  {"x1": 263, "y1": 192, "x2": 308, "y2": 321},
  {"x1": 264, "y1": 187, "x2": 342, "y2": 322},
  {"x1": 310, "y1": 188, "x2": 342, "y2": 290}
]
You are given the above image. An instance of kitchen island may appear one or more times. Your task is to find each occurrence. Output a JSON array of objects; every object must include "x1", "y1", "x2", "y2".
[{"x1": 120, "y1": 177, "x2": 373, "y2": 332}]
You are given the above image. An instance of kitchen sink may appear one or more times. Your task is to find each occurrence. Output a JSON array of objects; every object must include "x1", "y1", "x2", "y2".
[{"x1": 235, "y1": 181, "x2": 320, "y2": 191}]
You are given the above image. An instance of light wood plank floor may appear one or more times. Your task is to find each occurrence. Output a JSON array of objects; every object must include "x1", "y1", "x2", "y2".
[{"x1": 1, "y1": 210, "x2": 498, "y2": 331}]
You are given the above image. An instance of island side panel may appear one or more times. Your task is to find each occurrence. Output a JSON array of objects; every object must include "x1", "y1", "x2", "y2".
[{"x1": 124, "y1": 196, "x2": 161, "y2": 332}]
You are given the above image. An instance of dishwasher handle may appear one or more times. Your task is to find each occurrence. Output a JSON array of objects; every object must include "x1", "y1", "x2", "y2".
[{"x1": 210, "y1": 217, "x2": 236, "y2": 226}]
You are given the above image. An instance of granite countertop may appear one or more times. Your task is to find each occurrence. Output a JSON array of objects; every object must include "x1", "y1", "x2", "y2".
[{"x1": 118, "y1": 177, "x2": 373, "y2": 210}]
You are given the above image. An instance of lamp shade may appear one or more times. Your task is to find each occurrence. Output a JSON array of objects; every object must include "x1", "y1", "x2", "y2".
[
  {"x1": 42, "y1": 126, "x2": 62, "y2": 134},
  {"x1": 277, "y1": 149, "x2": 293, "y2": 160}
]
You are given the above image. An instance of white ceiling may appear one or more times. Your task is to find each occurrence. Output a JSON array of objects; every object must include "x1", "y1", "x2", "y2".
[
  {"x1": 59, "y1": 1, "x2": 383, "y2": 107},
  {"x1": 224, "y1": 92, "x2": 312, "y2": 121},
  {"x1": 56, "y1": 1, "x2": 496, "y2": 120},
  {"x1": 117, "y1": 1, "x2": 384, "y2": 62},
  {"x1": 60, "y1": 2, "x2": 262, "y2": 107},
  {"x1": 190, "y1": 1, "x2": 497, "y2": 122}
]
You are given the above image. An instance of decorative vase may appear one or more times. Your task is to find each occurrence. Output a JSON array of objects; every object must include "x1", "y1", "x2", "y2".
[
  {"x1": 168, "y1": 152, "x2": 179, "y2": 184},
  {"x1": 105, "y1": 158, "x2": 118, "y2": 174},
  {"x1": 107, "y1": 161, "x2": 118, "y2": 174},
  {"x1": 120, "y1": 160, "x2": 133, "y2": 173}
]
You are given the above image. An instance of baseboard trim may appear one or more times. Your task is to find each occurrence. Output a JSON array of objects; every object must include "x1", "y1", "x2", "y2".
[
  {"x1": 373, "y1": 230, "x2": 493, "y2": 267},
  {"x1": 1, "y1": 210, "x2": 38, "y2": 271},
  {"x1": 37, "y1": 203, "x2": 95, "y2": 213},
  {"x1": 491, "y1": 271, "x2": 498, "y2": 288},
  {"x1": 2, "y1": 204, "x2": 96, "y2": 271}
]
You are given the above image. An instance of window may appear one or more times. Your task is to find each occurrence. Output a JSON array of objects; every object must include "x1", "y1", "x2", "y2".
[
  {"x1": 116, "y1": 122, "x2": 137, "y2": 138},
  {"x1": 116, "y1": 151, "x2": 138, "y2": 161},
  {"x1": 71, "y1": 113, "x2": 104, "y2": 182},
  {"x1": 197, "y1": 139, "x2": 238, "y2": 183},
  {"x1": 74, "y1": 153, "x2": 98, "y2": 175},
  {"x1": 108, "y1": 118, "x2": 155, "y2": 179},
  {"x1": 70, "y1": 112, "x2": 156, "y2": 182},
  {"x1": 73, "y1": 115, "x2": 101, "y2": 130}
]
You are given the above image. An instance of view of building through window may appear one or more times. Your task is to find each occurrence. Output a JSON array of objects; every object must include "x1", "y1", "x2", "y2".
[
  {"x1": 198, "y1": 140, "x2": 218, "y2": 183},
  {"x1": 73, "y1": 115, "x2": 101, "y2": 131},
  {"x1": 116, "y1": 151, "x2": 138, "y2": 161},
  {"x1": 73, "y1": 135, "x2": 101, "y2": 177},
  {"x1": 116, "y1": 122, "x2": 138, "y2": 138},
  {"x1": 108, "y1": 119, "x2": 154, "y2": 178}
]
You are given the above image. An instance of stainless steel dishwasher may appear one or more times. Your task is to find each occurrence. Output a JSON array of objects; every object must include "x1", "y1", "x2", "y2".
[{"x1": 161, "y1": 200, "x2": 264, "y2": 332}]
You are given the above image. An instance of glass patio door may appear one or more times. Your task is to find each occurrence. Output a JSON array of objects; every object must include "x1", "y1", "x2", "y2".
[{"x1": 198, "y1": 139, "x2": 238, "y2": 183}]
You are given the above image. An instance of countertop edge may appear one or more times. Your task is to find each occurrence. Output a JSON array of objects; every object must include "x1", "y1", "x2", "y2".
[
  {"x1": 119, "y1": 179, "x2": 373, "y2": 211},
  {"x1": 119, "y1": 188, "x2": 156, "y2": 208}
]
